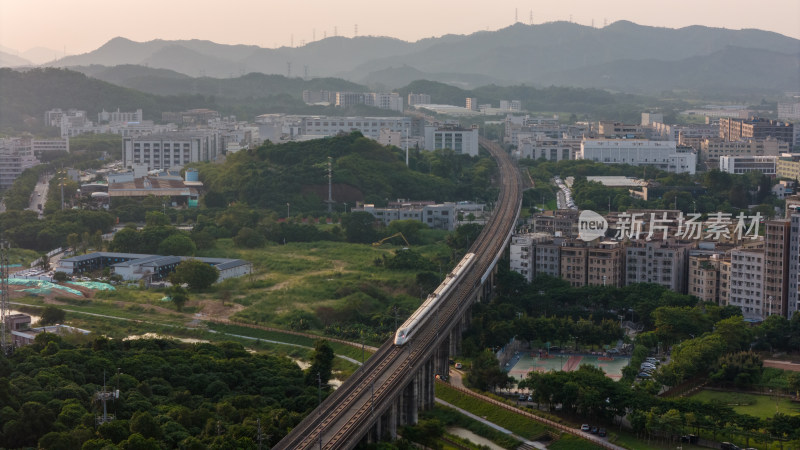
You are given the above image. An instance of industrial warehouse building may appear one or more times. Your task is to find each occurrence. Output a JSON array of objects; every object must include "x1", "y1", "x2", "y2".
[{"x1": 56, "y1": 252, "x2": 251, "y2": 283}]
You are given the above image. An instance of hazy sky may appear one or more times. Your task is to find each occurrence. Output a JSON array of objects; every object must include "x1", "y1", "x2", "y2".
[{"x1": 1, "y1": 0, "x2": 798, "y2": 55}]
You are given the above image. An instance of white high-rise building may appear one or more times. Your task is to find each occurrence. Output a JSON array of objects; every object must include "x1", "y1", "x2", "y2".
[
  {"x1": 579, "y1": 139, "x2": 697, "y2": 174},
  {"x1": 423, "y1": 124, "x2": 480, "y2": 156},
  {"x1": 728, "y1": 248, "x2": 765, "y2": 321},
  {"x1": 301, "y1": 116, "x2": 410, "y2": 141},
  {"x1": 122, "y1": 131, "x2": 220, "y2": 170}
]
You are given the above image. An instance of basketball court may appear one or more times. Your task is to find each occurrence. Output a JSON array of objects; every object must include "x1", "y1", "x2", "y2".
[{"x1": 507, "y1": 352, "x2": 630, "y2": 381}]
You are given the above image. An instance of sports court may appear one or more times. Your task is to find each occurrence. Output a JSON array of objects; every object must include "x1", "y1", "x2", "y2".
[{"x1": 507, "y1": 352, "x2": 630, "y2": 381}]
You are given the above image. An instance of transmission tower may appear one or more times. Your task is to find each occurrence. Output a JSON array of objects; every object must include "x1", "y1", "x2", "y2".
[
  {"x1": 95, "y1": 370, "x2": 119, "y2": 426},
  {"x1": 1, "y1": 239, "x2": 11, "y2": 355}
]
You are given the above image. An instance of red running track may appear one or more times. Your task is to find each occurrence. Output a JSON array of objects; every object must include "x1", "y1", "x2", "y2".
[{"x1": 562, "y1": 355, "x2": 583, "y2": 372}]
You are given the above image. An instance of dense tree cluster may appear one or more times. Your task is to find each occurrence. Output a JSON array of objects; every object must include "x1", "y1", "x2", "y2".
[
  {"x1": 0, "y1": 209, "x2": 114, "y2": 252},
  {"x1": 0, "y1": 336, "x2": 322, "y2": 449},
  {"x1": 520, "y1": 158, "x2": 784, "y2": 217}
]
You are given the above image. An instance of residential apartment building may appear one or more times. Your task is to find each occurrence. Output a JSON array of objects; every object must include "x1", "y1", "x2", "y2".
[
  {"x1": 532, "y1": 210, "x2": 580, "y2": 237},
  {"x1": 0, "y1": 138, "x2": 39, "y2": 189},
  {"x1": 788, "y1": 213, "x2": 800, "y2": 318},
  {"x1": 764, "y1": 220, "x2": 790, "y2": 318},
  {"x1": 407, "y1": 93, "x2": 431, "y2": 106},
  {"x1": 700, "y1": 137, "x2": 788, "y2": 163},
  {"x1": 651, "y1": 122, "x2": 718, "y2": 143},
  {"x1": 161, "y1": 109, "x2": 220, "y2": 125},
  {"x1": 509, "y1": 233, "x2": 552, "y2": 282},
  {"x1": 368, "y1": 93, "x2": 403, "y2": 112},
  {"x1": 534, "y1": 239, "x2": 562, "y2": 279},
  {"x1": 333, "y1": 92, "x2": 403, "y2": 112},
  {"x1": 719, "y1": 117, "x2": 794, "y2": 148},
  {"x1": 777, "y1": 154, "x2": 800, "y2": 180},
  {"x1": 641, "y1": 113, "x2": 663, "y2": 127},
  {"x1": 503, "y1": 115, "x2": 563, "y2": 146},
  {"x1": 624, "y1": 240, "x2": 692, "y2": 293},
  {"x1": 31, "y1": 139, "x2": 69, "y2": 154},
  {"x1": 728, "y1": 248, "x2": 765, "y2": 321},
  {"x1": 560, "y1": 243, "x2": 588, "y2": 288},
  {"x1": 718, "y1": 156, "x2": 777, "y2": 175},
  {"x1": 423, "y1": 124, "x2": 479, "y2": 157},
  {"x1": 688, "y1": 252, "x2": 726, "y2": 303},
  {"x1": 719, "y1": 259, "x2": 732, "y2": 307},
  {"x1": 122, "y1": 131, "x2": 221, "y2": 170},
  {"x1": 44, "y1": 108, "x2": 87, "y2": 128},
  {"x1": 98, "y1": 108, "x2": 143, "y2": 123},
  {"x1": 302, "y1": 90, "x2": 333, "y2": 104},
  {"x1": 587, "y1": 241, "x2": 624, "y2": 288},
  {"x1": 778, "y1": 100, "x2": 800, "y2": 121},
  {"x1": 579, "y1": 139, "x2": 697, "y2": 174},
  {"x1": 359, "y1": 202, "x2": 459, "y2": 231}
]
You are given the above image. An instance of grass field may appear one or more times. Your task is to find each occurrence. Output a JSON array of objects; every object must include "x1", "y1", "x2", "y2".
[
  {"x1": 435, "y1": 383, "x2": 549, "y2": 440},
  {"x1": 690, "y1": 390, "x2": 800, "y2": 419},
  {"x1": 195, "y1": 239, "x2": 452, "y2": 343}
]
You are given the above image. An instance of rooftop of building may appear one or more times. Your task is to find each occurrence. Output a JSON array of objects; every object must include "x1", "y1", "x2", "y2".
[{"x1": 586, "y1": 176, "x2": 646, "y2": 187}]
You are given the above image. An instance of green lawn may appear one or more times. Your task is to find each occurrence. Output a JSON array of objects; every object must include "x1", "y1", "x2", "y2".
[
  {"x1": 435, "y1": 383, "x2": 549, "y2": 441},
  {"x1": 690, "y1": 390, "x2": 800, "y2": 419}
]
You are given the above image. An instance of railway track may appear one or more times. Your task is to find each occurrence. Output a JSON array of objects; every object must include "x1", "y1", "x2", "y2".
[{"x1": 274, "y1": 137, "x2": 521, "y2": 449}]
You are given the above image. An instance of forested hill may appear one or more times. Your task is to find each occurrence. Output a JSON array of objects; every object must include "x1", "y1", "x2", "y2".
[
  {"x1": 0, "y1": 68, "x2": 214, "y2": 131},
  {"x1": 195, "y1": 132, "x2": 496, "y2": 214}
]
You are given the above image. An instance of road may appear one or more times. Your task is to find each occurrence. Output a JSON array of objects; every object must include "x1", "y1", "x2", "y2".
[{"x1": 27, "y1": 173, "x2": 52, "y2": 218}]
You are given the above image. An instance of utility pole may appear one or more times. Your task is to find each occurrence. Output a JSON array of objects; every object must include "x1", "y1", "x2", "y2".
[
  {"x1": 257, "y1": 418, "x2": 263, "y2": 450},
  {"x1": 317, "y1": 372, "x2": 322, "y2": 406},
  {"x1": 0, "y1": 239, "x2": 9, "y2": 355},
  {"x1": 405, "y1": 125, "x2": 409, "y2": 167}
]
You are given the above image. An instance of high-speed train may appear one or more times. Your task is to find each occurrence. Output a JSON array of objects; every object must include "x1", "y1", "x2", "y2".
[{"x1": 394, "y1": 253, "x2": 475, "y2": 346}]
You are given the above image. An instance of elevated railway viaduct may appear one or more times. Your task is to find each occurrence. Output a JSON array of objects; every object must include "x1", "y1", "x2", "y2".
[{"x1": 274, "y1": 137, "x2": 522, "y2": 449}]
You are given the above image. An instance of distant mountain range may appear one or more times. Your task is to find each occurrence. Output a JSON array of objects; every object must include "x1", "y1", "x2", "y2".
[{"x1": 24, "y1": 21, "x2": 797, "y2": 95}]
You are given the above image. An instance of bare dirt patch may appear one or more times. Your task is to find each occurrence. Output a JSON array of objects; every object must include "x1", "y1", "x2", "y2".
[
  {"x1": 764, "y1": 360, "x2": 800, "y2": 372},
  {"x1": 197, "y1": 299, "x2": 244, "y2": 320}
]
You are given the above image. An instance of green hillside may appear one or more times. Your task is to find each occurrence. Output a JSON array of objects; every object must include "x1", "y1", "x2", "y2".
[{"x1": 195, "y1": 132, "x2": 495, "y2": 214}]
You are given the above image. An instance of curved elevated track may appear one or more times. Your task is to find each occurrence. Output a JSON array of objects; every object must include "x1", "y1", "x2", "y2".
[{"x1": 274, "y1": 137, "x2": 522, "y2": 449}]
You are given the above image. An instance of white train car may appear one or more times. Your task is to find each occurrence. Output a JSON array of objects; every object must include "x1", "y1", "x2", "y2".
[{"x1": 394, "y1": 253, "x2": 475, "y2": 346}]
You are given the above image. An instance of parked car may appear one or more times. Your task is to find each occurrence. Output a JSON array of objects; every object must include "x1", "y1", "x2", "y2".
[
  {"x1": 590, "y1": 426, "x2": 599, "y2": 434},
  {"x1": 598, "y1": 428, "x2": 607, "y2": 437},
  {"x1": 638, "y1": 372, "x2": 652, "y2": 378},
  {"x1": 454, "y1": 362, "x2": 463, "y2": 369},
  {"x1": 580, "y1": 424, "x2": 590, "y2": 432}
]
